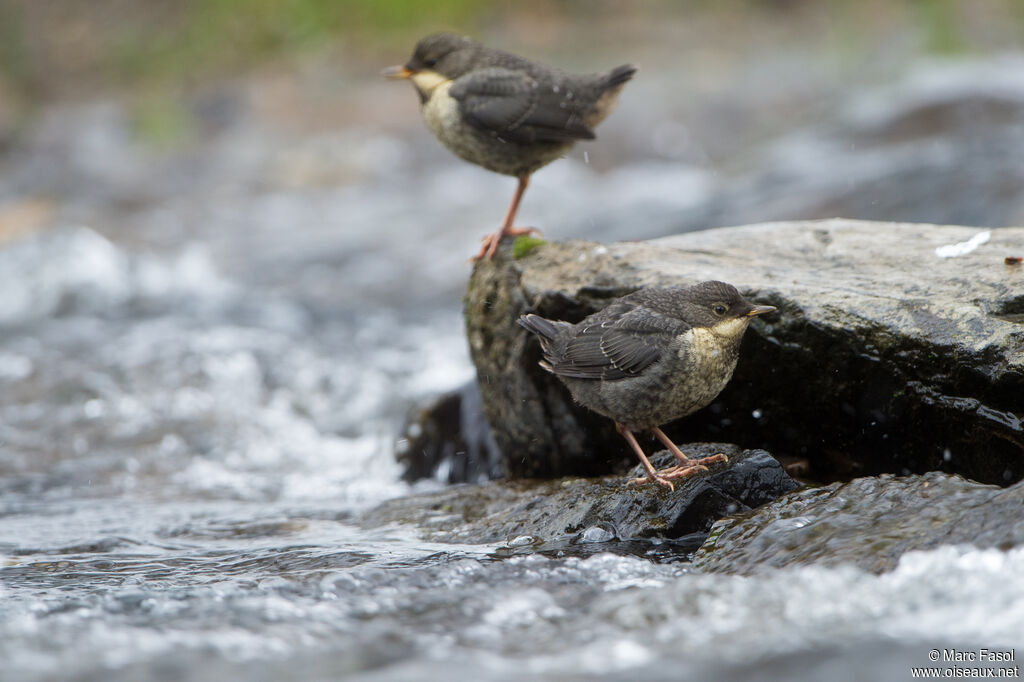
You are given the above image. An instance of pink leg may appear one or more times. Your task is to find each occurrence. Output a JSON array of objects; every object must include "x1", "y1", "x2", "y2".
[
  {"x1": 650, "y1": 426, "x2": 728, "y2": 477},
  {"x1": 616, "y1": 423, "x2": 674, "y2": 490},
  {"x1": 474, "y1": 175, "x2": 541, "y2": 260}
]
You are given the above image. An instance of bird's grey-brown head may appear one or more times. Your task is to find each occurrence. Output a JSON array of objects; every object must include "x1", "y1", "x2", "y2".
[
  {"x1": 664, "y1": 281, "x2": 775, "y2": 336},
  {"x1": 407, "y1": 33, "x2": 479, "y2": 77},
  {"x1": 383, "y1": 33, "x2": 481, "y2": 100}
]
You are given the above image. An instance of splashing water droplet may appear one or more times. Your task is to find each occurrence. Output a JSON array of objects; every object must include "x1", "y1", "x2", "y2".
[
  {"x1": 579, "y1": 526, "x2": 615, "y2": 543},
  {"x1": 508, "y1": 535, "x2": 536, "y2": 547}
]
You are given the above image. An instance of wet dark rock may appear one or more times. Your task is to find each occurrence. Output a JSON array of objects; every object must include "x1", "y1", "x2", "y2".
[
  {"x1": 693, "y1": 472, "x2": 1024, "y2": 575},
  {"x1": 397, "y1": 380, "x2": 502, "y2": 484},
  {"x1": 365, "y1": 444, "x2": 798, "y2": 547},
  {"x1": 465, "y1": 220, "x2": 1024, "y2": 485}
]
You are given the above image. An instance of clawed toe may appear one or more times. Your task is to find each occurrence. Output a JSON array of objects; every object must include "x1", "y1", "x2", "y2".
[
  {"x1": 627, "y1": 474, "x2": 675, "y2": 491},
  {"x1": 472, "y1": 233, "x2": 500, "y2": 261},
  {"x1": 472, "y1": 226, "x2": 542, "y2": 261},
  {"x1": 692, "y1": 453, "x2": 729, "y2": 467},
  {"x1": 658, "y1": 464, "x2": 709, "y2": 479},
  {"x1": 659, "y1": 453, "x2": 728, "y2": 479},
  {"x1": 506, "y1": 226, "x2": 541, "y2": 238}
]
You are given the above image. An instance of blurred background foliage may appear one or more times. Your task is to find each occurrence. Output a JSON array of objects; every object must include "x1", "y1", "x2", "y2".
[
  {"x1": 0, "y1": 0, "x2": 1022, "y2": 152},
  {"x1": 1, "y1": 0, "x2": 1023, "y2": 104}
]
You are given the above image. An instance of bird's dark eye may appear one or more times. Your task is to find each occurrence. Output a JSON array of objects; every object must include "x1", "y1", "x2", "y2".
[
  {"x1": 713, "y1": 304, "x2": 727, "y2": 315},
  {"x1": 423, "y1": 57, "x2": 438, "y2": 67}
]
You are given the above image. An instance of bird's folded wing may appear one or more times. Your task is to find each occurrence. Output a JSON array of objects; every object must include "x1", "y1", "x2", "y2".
[
  {"x1": 549, "y1": 306, "x2": 686, "y2": 380},
  {"x1": 449, "y1": 67, "x2": 596, "y2": 143}
]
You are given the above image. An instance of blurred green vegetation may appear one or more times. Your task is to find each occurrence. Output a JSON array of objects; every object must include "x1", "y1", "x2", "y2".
[
  {"x1": 111, "y1": 0, "x2": 488, "y2": 83},
  {"x1": 0, "y1": 0, "x2": 1021, "y2": 106},
  {"x1": 0, "y1": 0, "x2": 495, "y2": 101},
  {"x1": 512, "y1": 235, "x2": 547, "y2": 259},
  {"x1": 914, "y1": 0, "x2": 964, "y2": 53}
]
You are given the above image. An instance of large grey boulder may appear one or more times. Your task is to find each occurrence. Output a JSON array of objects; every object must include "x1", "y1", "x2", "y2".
[{"x1": 465, "y1": 219, "x2": 1023, "y2": 485}]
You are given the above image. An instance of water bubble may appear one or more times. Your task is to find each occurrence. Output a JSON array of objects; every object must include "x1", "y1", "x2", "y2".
[
  {"x1": 159, "y1": 433, "x2": 185, "y2": 454},
  {"x1": 579, "y1": 526, "x2": 615, "y2": 543},
  {"x1": 507, "y1": 535, "x2": 536, "y2": 548},
  {"x1": 765, "y1": 516, "x2": 811, "y2": 532},
  {"x1": 434, "y1": 457, "x2": 453, "y2": 483},
  {"x1": 83, "y1": 399, "x2": 105, "y2": 418},
  {"x1": 0, "y1": 353, "x2": 32, "y2": 380}
]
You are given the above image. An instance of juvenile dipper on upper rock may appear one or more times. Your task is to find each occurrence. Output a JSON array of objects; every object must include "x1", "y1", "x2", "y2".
[
  {"x1": 518, "y1": 281, "x2": 776, "y2": 489},
  {"x1": 384, "y1": 33, "x2": 636, "y2": 259}
]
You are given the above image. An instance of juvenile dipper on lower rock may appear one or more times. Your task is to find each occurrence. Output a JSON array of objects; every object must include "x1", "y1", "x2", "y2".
[
  {"x1": 518, "y1": 281, "x2": 776, "y2": 489},
  {"x1": 384, "y1": 33, "x2": 636, "y2": 259}
]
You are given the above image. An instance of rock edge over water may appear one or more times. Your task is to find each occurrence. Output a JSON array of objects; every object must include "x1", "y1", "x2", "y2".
[
  {"x1": 367, "y1": 444, "x2": 797, "y2": 547},
  {"x1": 465, "y1": 219, "x2": 1023, "y2": 485},
  {"x1": 694, "y1": 472, "x2": 1024, "y2": 574}
]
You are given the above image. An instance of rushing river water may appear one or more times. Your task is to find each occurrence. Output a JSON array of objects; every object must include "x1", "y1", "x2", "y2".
[{"x1": 1, "y1": 53, "x2": 1023, "y2": 681}]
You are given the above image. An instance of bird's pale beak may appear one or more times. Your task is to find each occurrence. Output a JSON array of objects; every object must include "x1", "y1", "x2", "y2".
[
  {"x1": 382, "y1": 65, "x2": 414, "y2": 80},
  {"x1": 746, "y1": 305, "x2": 777, "y2": 317}
]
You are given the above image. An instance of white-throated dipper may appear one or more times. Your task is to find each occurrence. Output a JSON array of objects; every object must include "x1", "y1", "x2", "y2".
[
  {"x1": 384, "y1": 33, "x2": 636, "y2": 259},
  {"x1": 518, "y1": 281, "x2": 776, "y2": 489}
]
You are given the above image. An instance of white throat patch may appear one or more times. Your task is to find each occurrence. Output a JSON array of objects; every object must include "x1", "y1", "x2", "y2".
[
  {"x1": 677, "y1": 318, "x2": 751, "y2": 359},
  {"x1": 710, "y1": 316, "x2": 751, "y2": 340},
  {"x1": 410, "y1": 70, "x2": 451, "y2": 98}
]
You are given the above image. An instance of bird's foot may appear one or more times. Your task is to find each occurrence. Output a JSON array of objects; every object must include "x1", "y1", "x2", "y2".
[
  {"x1": 655, "y1": 463, "x2": 711, "y2": 481},
  {"x1": 473, "y1": 226, "x2": 542, "y2": 261},
  {"x1": 667, "y1": 453, "x2": 729, "y2": 472},
  {"x1": 626, "y1": 455, "x2": 726, "y2": 489},
  {"x1": 504, "y1": 225, "x2": 541, "y2": 238}
]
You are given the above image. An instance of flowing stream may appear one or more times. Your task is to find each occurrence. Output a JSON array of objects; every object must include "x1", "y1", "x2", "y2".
[{"x1": 1, "y1": 55, "x2": 1023, "y2": 681}]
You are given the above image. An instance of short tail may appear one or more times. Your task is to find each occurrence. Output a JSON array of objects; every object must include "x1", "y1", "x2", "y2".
[
  {"x1": 605, "y1": 64, "x2": 637, "y2": 88},
  {"x1": 517, "y1": 313, "x2": 563, "y2": 342},
  {"x1": 517, "y1": 314, "x2": 571, "y2": 373}
]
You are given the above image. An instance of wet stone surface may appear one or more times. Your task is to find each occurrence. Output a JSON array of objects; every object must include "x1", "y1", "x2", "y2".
[
  {"x1": 365, "y1": 444, "x2": 798, "y2": 550},
  {"x1": 693, "y1": 472, "x2": 1024, "y2": 574}
]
